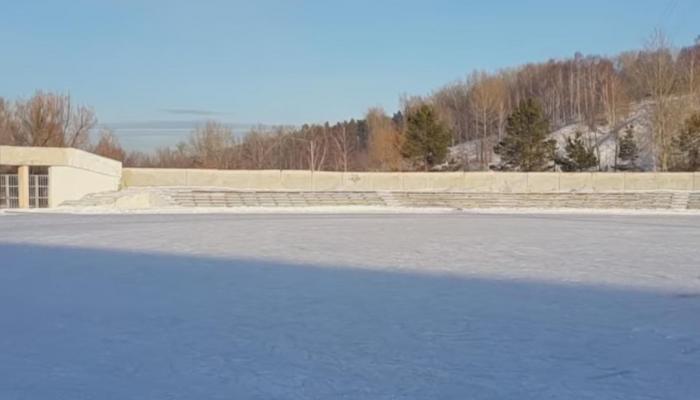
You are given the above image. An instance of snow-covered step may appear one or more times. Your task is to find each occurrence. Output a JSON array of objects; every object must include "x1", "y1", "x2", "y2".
[
  {"x1": 688, "y1": 193, "x2": 700, "y2": 210},
  {"x1": 670, "y1": 192, "x2": 691, "y2": 210},
  {"x1": 390, "y1": 192, "x2": 676, "y2": 209},
  {"x1": 168, "y1": 190, "x2": 387, "y2": 208},
  {"x1": 60, "y1": 187, "x2": 698, "y2": 211}
]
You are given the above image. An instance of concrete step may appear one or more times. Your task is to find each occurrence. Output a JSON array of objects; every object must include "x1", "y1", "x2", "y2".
[
  {"x1": 688, "y1": 193, "x2": 700, "y2": 210},
  {"x1": 167, "y1": 190, "x2": 387, "y2": 208},
  {"x1": 62, "y1": 188, "x2": 699, "y2": 211},
  {"x1": 670, "y1": 192, "x2": 691, "y2": 210},
  {"x1": 391, "y1": 192, "x2": 676, "y2": 209}
]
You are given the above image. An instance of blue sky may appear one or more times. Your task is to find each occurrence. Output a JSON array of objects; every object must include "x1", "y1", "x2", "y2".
[{"x1": 2, "y1": 0, "x2": 698, "y2": 149}]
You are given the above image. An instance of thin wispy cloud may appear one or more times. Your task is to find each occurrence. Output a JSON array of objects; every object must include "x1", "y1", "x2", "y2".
[
  {"x1": 102, "y1": 120, "x2": 254, "y2": 134},
  {"x1": 159, "y1": 108, "x2": 227, "y2": 116},
  {"x1": 100, "y1": 120, "x2": 289, "y2": 150}
]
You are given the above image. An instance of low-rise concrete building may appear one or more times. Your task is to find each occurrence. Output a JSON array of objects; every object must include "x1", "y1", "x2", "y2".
[{"x1": 0, "y1": 146, "x2": 122, "y2": 208}]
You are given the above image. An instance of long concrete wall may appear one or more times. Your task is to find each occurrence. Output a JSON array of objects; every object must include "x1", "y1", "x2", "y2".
[{"x1": 122, "y1": 168, "x2": 700, "y2": 193}]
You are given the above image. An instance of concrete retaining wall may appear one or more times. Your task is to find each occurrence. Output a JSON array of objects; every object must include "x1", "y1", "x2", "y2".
[{"x1": 122, "y1": 169, "x2": 700, "y2": 193}]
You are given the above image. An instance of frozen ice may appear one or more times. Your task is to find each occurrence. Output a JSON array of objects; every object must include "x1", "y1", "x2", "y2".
[{"x1": 1, "y1": 213, "x2": 699, "y2": 399}]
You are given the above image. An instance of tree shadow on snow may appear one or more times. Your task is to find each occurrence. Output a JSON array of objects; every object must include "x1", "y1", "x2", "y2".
[{"x1": 0, "y1": 243, "x2": 698, "y2": 400}]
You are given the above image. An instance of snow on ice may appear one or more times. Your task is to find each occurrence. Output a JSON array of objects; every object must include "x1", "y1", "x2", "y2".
[{"x1": 1, "y1": 213, "x2": 699, "y2": 399}]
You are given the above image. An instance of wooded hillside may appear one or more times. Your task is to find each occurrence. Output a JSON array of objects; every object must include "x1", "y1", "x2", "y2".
[{"x1": 2, "y1": 31, "x2": 699, "y2": 172}]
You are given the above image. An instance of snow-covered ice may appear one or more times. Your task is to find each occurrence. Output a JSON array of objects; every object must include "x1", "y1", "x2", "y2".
[{"x1": 1, "y1": 213, "x2": 699, "y2": 399}]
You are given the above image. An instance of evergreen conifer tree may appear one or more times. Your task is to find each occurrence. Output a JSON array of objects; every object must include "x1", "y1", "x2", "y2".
[
  {"x1": 494, "y1": 99, "x2": 556, "y2": 171},
  {"x1": 556, "y1": 131, "x2": 599, "y2": 171},
  {"x1": 618, "y1": 126, "x2": 639, "y2": 170},
  {"x1": 402, "y1": 104, "x2": 451, "y2": 170},
  {"x1": 672, "y1": 113, "x2": 700, "y2": 171}
]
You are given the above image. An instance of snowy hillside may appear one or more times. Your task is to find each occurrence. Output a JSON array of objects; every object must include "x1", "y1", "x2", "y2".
[
  {"x1": 448, "y1": 101, "x2": 683, "y2": 171},
  {"x1": 549, "y1": 102, "x2": 657, "y2": 171}
]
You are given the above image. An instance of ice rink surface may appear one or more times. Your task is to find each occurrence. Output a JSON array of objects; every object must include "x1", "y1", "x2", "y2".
[{"x1": 1, "y1": 213, "x2": 699, "y2": 399}]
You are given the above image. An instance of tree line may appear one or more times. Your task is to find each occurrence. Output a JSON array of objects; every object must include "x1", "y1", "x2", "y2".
[
  {"x1": 1, "y1": 31, "x2": 698, "y2": 172},
  {"x1": 494, "y1": 98, "x2": 699, "y2": 172}
]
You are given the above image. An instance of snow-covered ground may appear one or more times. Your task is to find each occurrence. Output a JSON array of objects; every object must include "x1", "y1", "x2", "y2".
[
  {"x1": 10, "y1": 205, "x2": 700, "y2": 216},
  {"x1": 1, "y1": 213, "x2": 699, "y2": 399}
]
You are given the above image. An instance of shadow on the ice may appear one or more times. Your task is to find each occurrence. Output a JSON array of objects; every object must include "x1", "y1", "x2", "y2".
[{"x1": 1, "y1": 243, "x2": 698, "y2": 399}]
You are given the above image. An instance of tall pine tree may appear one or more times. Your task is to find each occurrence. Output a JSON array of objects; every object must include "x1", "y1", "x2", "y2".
[
  {"x1": 494, "y1": 99, "x2": 556, "y2": 171},
  {"x1": 617, "y1": 126, "x2": 640, "y2": 171},
  {"x1": 556, "y1": 131, "x2": 599, "y2": 171},
  {"x1": 402, "y1": 104, "x2": 451, "y2": 171},
  {"x1": 672, "y1": 113, "x2": 700, "y2": 171}
]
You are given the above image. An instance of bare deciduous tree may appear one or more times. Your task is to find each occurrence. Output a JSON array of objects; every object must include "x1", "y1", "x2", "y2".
[
  {"x1": 469, "y1": 72, "x2": 506, "y2": 169},
  {"x1": 296, "y1": 124, "x2": 329, "y2": 172},
  {"x1": 123, "y1": 151, "x2": 154, "y2": 167},
  {"x1": 154, "y1": 142, "x2": 193, "y2": 168},
  {"x1": 241, "y1": 127, "x2": 276, "y2": 169},
  {"x1": 14, "y1": 92, "x2": 95, "y2": 149},
  {"x1": 92, "y1": 129, "x2": 126, "y2": 162},
  {"x1": 367, "y1": 108, "x2": 403, "y2": 171},
  {"x1": 188, "y1": 121, "x2": 236, "y2": 169},
  {"x1": 330, "y1": 124, "x2": 356, "y2": 172},
  {"x1": 678, "y1": 39, "x2": 700, "y2": 97},
  {"x1": 628, "y1": 30, "x2": 682, "y2": 170},
  {"x1": 0, "y1": 98, "x2": 17, "y2": 145}
]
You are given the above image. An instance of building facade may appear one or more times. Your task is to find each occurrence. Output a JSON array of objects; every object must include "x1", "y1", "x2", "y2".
[{"x1": 0, "y1": 146, "x2": 122, "y2": 209}]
